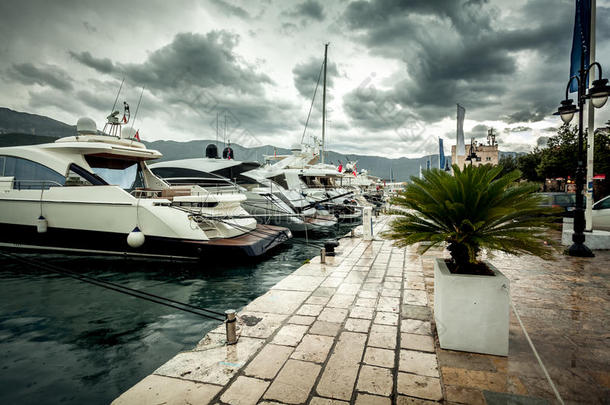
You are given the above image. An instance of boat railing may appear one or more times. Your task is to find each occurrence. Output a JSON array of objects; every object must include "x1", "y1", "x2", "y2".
[
  {"x1": 157, "y1": 177, "x2": 244, "y2": 195},
  {"x1": 0, "y1": 178, "x2": 64, "y2": 190}
]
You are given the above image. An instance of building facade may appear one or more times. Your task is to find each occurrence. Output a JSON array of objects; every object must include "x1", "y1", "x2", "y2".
[{"x1": 451, "y1": 129, "x2": 499, "y2": 170}]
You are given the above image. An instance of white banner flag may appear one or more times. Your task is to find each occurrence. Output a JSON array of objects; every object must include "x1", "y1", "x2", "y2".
[{"x1": 456, "y1": 104, "x2": 466, "y2": 156}]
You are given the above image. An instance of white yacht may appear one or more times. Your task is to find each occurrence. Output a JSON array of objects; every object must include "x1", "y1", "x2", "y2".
[
  {"x1": 250, "y1": 144, "x2": 361, "y2": 222},
  {"x1": 149, "y1": 144, "x2": 337, "y2": 232},
  {"x1": 0, "y1": 117, "x2": 291, "y2": 259}
]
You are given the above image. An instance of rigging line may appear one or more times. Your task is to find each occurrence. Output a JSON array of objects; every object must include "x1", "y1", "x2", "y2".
[
  {"x1": 200, "y1": 214, "x2": 325, "y2": 249},
  {"x1": 240, "y1": 201, "x2": 295, "y2": 216},
  {"x1": 300, "y1": 60, "x2": 325, "y2": 144},
  {"x1": 0, "y1": 251, "x2": 226, "y2": 319},
  {"x1": 168, "y1": 206, "x2": 326, "y2": 248},
  {"x1": 130, "y1": 86, "x2": 145, "y2": 132},
  {"x1": 110, "y1": 77, "x2": 125, "y2": 114}
]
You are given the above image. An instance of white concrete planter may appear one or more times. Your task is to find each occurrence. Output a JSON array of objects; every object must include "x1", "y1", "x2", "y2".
[{"x1": 433, "y1": 258, "x2": 509, "y2": 356}]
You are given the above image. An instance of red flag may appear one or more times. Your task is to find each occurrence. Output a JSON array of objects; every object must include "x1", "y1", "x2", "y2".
[
  {"x1": 353, "y1": 164, "x2": 357, "y2": 177},
  {"x1": 338, "y1": 164, "x2": 343, "y2": 172},
  {"x1": 134, "y1": 130, "x2": 140, "y2": 141}
]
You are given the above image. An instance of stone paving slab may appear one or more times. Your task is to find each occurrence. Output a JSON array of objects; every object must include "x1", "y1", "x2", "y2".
[{"x1": 115, "y1": 215, "x2": 608, "y2": 404}]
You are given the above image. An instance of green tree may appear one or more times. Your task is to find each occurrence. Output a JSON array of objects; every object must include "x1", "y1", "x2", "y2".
[
  {"x1": 533, "y1": 124, "x2": 609, "y2": 181},
  {"x1": 517, "y1": 150, "x2": 544, "y2": 182},
  {"x1": 498, "y1": 155, "x2": 518, "y2": 177},
  {"x1": 386, "y1": 165, "x2": 555, "y2": 274},
  {"x1": 592, "y1": 127, "x2": 610, "y2": 178},
  {"x1": 537, "y1": 124, "x2": 578, "y2": 180}
]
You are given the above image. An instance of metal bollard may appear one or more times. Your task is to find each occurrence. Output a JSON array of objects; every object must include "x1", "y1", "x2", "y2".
[
  {"x1": 225, "y1": 309, "x2": 237, "y2": 345},
  {"x1": 320, "y1": 248, "x2": 326, "y2": 264}
]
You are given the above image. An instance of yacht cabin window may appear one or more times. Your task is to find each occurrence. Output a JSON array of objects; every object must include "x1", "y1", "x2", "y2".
[
  {"x1": 268, "y1": 174, "x2": 289, "y2": 189},
  {"x1": 300, "y1": 175, "x2": 334, "y2": 188},
  {"x1": 0, "y1": 155, "x2": 66, "y2": 189},
  {"x1": 84, "y1": 156, "x2": 145, "y2": 191},
  {"x1": 65, "y1": 164, "x2": 108, "y2": 186}
]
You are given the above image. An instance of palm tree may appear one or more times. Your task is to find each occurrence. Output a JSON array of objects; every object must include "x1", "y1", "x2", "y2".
[{"x1": 386, "y1": 164, "x2": 556, "y2": 274}]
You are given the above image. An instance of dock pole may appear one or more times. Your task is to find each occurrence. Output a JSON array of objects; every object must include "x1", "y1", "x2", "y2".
[
  {"x1": 225, "y1": 310, "x2": 237, "y2": 345},
  {"x1": 321, "y1": 248, "x2": 326, "y2": 264}
]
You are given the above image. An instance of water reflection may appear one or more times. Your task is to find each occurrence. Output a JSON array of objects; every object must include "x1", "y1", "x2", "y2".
[{"x1": 0, "y1": 226, "x2": 351, "y2": 405}]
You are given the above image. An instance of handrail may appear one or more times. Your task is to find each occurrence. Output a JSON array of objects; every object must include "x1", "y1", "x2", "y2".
[{"x1": 0, "y1": 178, "x2": 64, "y2": 190}]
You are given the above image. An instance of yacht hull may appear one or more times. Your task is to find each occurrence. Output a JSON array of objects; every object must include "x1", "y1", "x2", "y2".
[{"x1": 0, "y1": 223, "x2": 291, "y2": 260}]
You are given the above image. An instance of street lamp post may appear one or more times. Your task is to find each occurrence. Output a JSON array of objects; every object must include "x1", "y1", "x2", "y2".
[
  {"x1": 464, "y1": 137, "x2": 479, "y2": 166},
  {"x1": 554, "y1": 49, "x2": 610, "y2": 257}
]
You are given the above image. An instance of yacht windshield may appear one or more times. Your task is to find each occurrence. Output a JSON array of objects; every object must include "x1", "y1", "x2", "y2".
[{"x1": 85, "y1": 156, "x2": 144, "y2": 190}]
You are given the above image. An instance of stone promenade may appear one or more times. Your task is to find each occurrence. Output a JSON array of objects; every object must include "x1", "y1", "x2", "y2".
[
  {"x1": 114, "y1": 216, "x2": 444, "y2": 404},
  {"x1": 113, "y1": 216, "x2": 610, "y2": 404}
]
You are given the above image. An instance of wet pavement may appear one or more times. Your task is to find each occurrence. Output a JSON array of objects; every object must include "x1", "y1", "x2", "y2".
[
  {"x1": 113, "y1": 216, "x2": 609, "y2": 404},
  {"x1": 430, "y1": 244, "x2": 610, "y2": 404}
]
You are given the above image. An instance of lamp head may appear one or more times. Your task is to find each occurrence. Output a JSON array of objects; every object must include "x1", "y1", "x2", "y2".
[
  {"x1": 553, "y1": 99, "x2": 578, "y2": 124},
  {"x1": 587, "y1": 78, "x2": 610, "y2": 108}
]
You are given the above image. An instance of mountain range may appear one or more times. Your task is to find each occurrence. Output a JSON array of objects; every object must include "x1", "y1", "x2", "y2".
[{"x1": 0, "y1": 107, "x2": 514, "y2": 181}]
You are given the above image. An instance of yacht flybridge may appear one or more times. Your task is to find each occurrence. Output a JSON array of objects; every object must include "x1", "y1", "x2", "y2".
[{"x1": 0, "y1": 116, "x2": 291, "y2": 260}]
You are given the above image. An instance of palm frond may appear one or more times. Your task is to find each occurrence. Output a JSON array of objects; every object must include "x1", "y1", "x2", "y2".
[{"x1": 387, "y1": 164, "x2": 556, "y2": 272}]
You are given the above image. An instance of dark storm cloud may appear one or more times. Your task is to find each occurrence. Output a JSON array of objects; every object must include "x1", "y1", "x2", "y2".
[
  {"x1": 342, "y1": 84, "x2": 423, "y2": 134},
  {"x1": 210, "y1": 0, "x2": 250, "y2": 19},
  {"x1": 69, "y1": 51, "x2": 115, "y2": 74},
  {"x1": 7, "y1": 63, "x2": 73, "y2": 91},
  {"x1": 287, "y1": 0, "x2": 325, "y2": 21},
  {"x1": 69, "y1": 30, "x2": 300, "y2": 142},
  {"x1": 470, "y1": 124, "x2": 488, "y2": 138},
  {"x1": 340, "y1": 0, "x2": 586, "y2": 127},
  {"x1": 82, "y1": 21, "x2": 97, "y2": 34},
  {"x1": 292, "y1": 57, "x2": 339, "y2": 98},
  {"x1": 71, "y1": 31, "x2": 272, "y2": 96},
  {"x1": 344, "y1": 0, "x2": 491, "y2": 37},
  {"x1": 503, "y1": 109, "x2": 547, "y2": 124}
]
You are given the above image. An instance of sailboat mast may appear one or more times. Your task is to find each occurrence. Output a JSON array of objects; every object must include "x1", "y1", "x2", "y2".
[{"x1": 321, "y1": 43, "x2": 328, "y2": 164}]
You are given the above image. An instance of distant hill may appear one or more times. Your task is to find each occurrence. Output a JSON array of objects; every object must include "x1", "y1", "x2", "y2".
[
  {"x1": 0, "y1": 133, "x2": 59, "y2": 147},
  {"x1": 0, "y1": 107, "x2": 75, "y2": 138},
  {"x1": 3, "y1": 107, "x2": 534, "y2": 181},
  {"x1": 143, "y1": 139, "x2": 446, "y2": 181}
]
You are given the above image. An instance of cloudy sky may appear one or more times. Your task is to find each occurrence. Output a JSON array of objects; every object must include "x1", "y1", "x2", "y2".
[{"x1": 1, "y1": 0, "x2": 609, "y2": 158}]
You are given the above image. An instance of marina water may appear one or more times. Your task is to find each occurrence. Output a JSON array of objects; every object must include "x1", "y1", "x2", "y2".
[{"x1": 0, "y1": 230, "x2": 348, "y2": 404}]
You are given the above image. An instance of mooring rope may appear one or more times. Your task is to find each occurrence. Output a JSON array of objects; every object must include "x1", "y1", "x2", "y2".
[{"x1": 0, "y1": 251, "x2": 226, "y2": 322}]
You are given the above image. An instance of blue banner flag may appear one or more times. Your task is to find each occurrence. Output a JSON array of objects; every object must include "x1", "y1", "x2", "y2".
[
  {"x1": 439, "y1": 137, "x2": 445, "y2": 170},
  {"x1": 569, "y1": 0, "x2": 591, "y2": 93}
]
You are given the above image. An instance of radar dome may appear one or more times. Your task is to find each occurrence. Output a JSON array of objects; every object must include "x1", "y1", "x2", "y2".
[
  {"x1": 76, "y1": 117, "x2": 97, "y2": 135},
  {"x1": 121, "y1": 126, "x2": 138, "y2": 140},
  {"x1": 290, "y1": 143, "x2": 301, "y2": 151}
]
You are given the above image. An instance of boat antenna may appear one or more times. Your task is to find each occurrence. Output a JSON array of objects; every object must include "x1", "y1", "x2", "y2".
[
  {"x1": 216, "y1": 111, "x2": 219, "y2": 149},
  {"x1": 110, "y1": 77, "x2": 125, "y2": 113},
  {"x1": 224, "y1": 111, "x2": 227, "y2": 150},
  {"x1": 321, "y1": 42, "x2": 329, "y2": 164},
  {"x1": 130, "y1": 86, "x2": 145, "y2": 132},
  {"x1": 300, "y1": 59, "x2": 325, "y2": 144}
]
